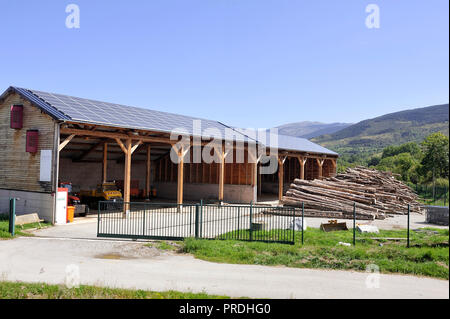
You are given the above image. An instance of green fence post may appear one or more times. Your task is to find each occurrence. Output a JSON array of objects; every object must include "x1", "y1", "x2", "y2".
[
  {"x1": 445, "y1": 187, "x2": 447, "y2": 206},
  {"x1": 9, "y1": 198, "x2": 16, "y2": 236},
  {"x1": 195, "y1": 204, "x2": 200, "y2": 239},
  {"x1": 301, "y1": 202, "x2": 305, "y2": 245},
  {"x1": 292, "y1": 207, "x2": 296, "y2": 244},
  {"x1": 200, "y1": 200, "x2": 203, "y2": 238},
  {"x1": 237, "y1": 206, "x2": 241, "y2": 239},
  {"x1": 249, "y1": 201, "x2": 253, "y2": 242},
  {"x1": 353, "y1": 202, "x2": 356, "y2": 246},
  {"x1": 407, "y1": 204, "x2": 410, "y2": 248},
  {"x1": 142, "y1": 205, "x2": 146, "y2": 237},
  {"x1": 97, "y1": 201, "x2": 101, "y2": 237}
]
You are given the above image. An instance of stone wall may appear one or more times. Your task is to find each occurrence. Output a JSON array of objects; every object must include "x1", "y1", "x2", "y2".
[
  {"x1": 0, "y1": 189, "x2": 53, "y2": 222},
  {"x1": 425, "y1": 206, "x2": 449, "y2": 226}
]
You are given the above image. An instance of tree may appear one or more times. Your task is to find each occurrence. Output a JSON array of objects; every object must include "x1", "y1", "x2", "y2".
[
  {"x1": 382, "y1": 142, "x2": 422, "y2": 159},
  {"x1": 368, "y1": 156, "x2": 381, "y2": 167},
  {"x1": 377, "y1": 152, "x2": 420, "y2": 183},
  {"x1": 420, "y1": 133, "x2": 449, "y2": 197}
]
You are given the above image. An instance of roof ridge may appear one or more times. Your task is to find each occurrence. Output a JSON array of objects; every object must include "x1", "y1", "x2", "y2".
[
  {"x1": 17, "y1": 87, "x2": 74, "y2": 121},
  {"x1": 10, "y1": 87, "x2": 71, "y2": 121}
]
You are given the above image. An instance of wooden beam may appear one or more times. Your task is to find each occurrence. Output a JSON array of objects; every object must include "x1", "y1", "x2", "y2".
[
  {"x1": 59, "y1": 134, "x2": 76, "y2": 152},
  {"x1": 61, "y1": 127, "x2": 175, "y2": 145},
  {"x1": 73, "y1": 141, "x2": 104, "y2": 162},
  {"x1": 115, "y1": 138, "x2": 127, "y2": 154},
  {"x1": 145, "y1": 145, "x2": 151, "y2": 198},
  {"x1": 102, "y1": 142, "x2": 108, "y2": 183},
  {"x1": 130, "y1": 140, "x2": 143, "y2": 154}
]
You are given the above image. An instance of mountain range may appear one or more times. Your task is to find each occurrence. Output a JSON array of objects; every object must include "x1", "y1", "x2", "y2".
[
  {"x1": 277, "y1": 104, "x2": 449, "y2": 157},
  {"x1": 275, "y1": 121, "x2": 353, "y2": 139}
]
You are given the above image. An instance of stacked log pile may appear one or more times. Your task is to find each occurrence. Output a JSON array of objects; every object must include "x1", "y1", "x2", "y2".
[{"x1": 282, "y1": 166, "x2": 423, "y2": 220}]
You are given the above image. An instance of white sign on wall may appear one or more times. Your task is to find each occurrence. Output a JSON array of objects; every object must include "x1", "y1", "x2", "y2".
[{"x1": 40, "y1": 150, "x2": 52, "y2": 182}]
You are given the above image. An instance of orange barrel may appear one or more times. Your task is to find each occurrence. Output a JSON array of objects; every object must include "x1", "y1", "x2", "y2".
[{"x1": 67, "y1": 206, "x2": 75, "y2": 223}]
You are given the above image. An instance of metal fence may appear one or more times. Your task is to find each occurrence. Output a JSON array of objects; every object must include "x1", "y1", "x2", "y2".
[
  {"x1": 97, "y1": 201, "x2": 298, "y2": 244},
  {"x1": 413, "y1": 184, "x2": 449, "y2": 206}
]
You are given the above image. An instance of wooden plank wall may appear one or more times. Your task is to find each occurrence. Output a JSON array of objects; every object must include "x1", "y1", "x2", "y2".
[
  {"x1": 153, "y1": 148, "x2": 253, "y2": 185},
  {"x1": 322, "y1": 159, "x2": 335, "y2": 178},
  {"x1": 0, "y1": 92, "x2": 55, "y2": 193},
  {"x1": 261, "y1": 157, "x2": 337, "y2": 184}
]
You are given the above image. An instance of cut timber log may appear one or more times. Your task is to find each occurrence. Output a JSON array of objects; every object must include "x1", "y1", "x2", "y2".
[{"x1": 282, "y1": 166, "x2": 423, "y2": 220}]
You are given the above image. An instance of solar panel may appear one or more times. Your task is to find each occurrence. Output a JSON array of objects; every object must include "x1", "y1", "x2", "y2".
[{"x1": 8, "y1": 87, "x2": 338, "y2": 155}]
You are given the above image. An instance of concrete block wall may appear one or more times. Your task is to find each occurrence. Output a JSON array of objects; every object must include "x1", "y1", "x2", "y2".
[
  {"x1": 425, "y1": 206, "x2": 449, "y2": 226},
  {"x1": 154, "y1": 182, "x2": 256, "y2": 203},
  {"x1": 0, "y1": 189, "x2": 53, "y2": 222},
  {"x1": 59, "y1": 158, "x2": 148, "y2": 191}
]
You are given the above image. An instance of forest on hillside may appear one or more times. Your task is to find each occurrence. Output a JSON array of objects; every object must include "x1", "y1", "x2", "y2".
[{"x1": 337, "y1": 132, "x2": 449, "y2": 205}]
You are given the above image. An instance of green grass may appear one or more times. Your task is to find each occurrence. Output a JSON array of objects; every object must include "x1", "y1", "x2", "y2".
[
  {"x1": 0, "y1": 281, "x2": 231, "y2": 299},
  {"x1": 145, "y1": 241, "x2": 182, "y2": 251},
  {"x1": 0, "y1": 214, "x2": 51, "y2": 239},
  {"x1": 418, "y1": 198, "x2": 449, "y2": 207},
  {"x1": 180, "y1": 228, "x2": 449, "y2": 280}
]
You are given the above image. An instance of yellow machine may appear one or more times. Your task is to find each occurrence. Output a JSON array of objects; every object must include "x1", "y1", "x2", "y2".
[{"x1": 80, "y1": 182, "x2": 123, "y2": 208}]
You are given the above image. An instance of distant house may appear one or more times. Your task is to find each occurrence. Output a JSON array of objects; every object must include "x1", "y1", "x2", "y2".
[{"x1": 0, "y1": 86, "x2": 338, "y2": 222}]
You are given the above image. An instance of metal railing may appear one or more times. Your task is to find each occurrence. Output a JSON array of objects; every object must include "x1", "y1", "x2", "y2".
[{"x1": 97, "y1": 201, "x2": 298, "y2": 244}]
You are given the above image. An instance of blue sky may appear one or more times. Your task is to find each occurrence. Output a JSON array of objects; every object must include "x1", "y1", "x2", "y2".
[{"x1": 0, "y1": 0, "x2": 448, "y2": 129}]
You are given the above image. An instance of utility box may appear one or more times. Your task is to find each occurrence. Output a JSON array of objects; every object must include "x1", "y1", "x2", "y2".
[{"x1": 10, "y1": 104, "x2": 23, "y2": 129}]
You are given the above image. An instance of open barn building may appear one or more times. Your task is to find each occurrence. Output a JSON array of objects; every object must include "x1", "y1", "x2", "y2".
[{"x1": 0, "y1": 86, "x2": 338, "y2": 223}]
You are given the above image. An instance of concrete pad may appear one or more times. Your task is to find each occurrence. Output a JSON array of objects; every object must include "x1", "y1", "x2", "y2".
[{"x1": 0, "y1": 237, "x2": 448, "y2": 299}]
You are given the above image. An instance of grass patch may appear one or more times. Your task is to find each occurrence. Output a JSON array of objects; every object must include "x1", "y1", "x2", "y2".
[
  {"x1": 145, "y1": 241, "x2": 182, "y2": 252},
  {"x1": 182, "y1": 228, "x2": 449, "y2": 280},
  {"x1": 0, "y1": 214, "x2": 51, "y2": 239},
  {"x1": 0, "y1": 281, "x2": 230, "y2": 299},
  {"x1": 419, "y1": 198, "x2": 449, "y2": 207}
]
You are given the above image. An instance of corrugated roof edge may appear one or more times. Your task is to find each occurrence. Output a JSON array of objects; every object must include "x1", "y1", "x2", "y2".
[
  {"x1": 0, "y1": 86, "x2": 71, "y2": 121},
  {"x1": 231, "y1": 127, "x2": 339, "y2": 156}
]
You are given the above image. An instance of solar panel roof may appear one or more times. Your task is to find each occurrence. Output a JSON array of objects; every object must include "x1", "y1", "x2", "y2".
[
  {"x1": 3, "y1": 86, "x2": 338, "y2": 156},
  {"x1": 233, "y1": 128, "x2": 338, "y2": 156}
]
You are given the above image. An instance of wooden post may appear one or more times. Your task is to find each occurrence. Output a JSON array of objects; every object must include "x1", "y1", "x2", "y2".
[
  {"x1": 219, "y1": 150, "x2": 225, "y2": 203},
  {"x1": 115, "y1": 138, "x2": 142, "y2": 217},
  {"x1": 247, "y1": 150, "x2": 262, "y2": 203},
  {"x1": 331, "y1": 158, "x2": 337, "y2": 177},
  {"x1": 145, "y1": 145, "x2": 151, "y2": 198},
  {"x1": 124, "y1": 139, "x2": 132, "y2": 216},
  {"x1": 316, "y1": 158, "x2": 325, "y2": 180},
  {"x1": 102, "y1": 142, "x2": 108, "y2": 183},
  {"x1": 298, "y1": 156, "x2": 307, "y2": 180},
  {"x1": 278, "y1": 156, "x2": 287, "y2": 203},
  {"x1": 215, "y1": 147, "x2": 230, "y2": 204},
  {"x1": 177, "y1": 147, "x2": 185, "y2": 207},
  {"x1": 257, "y1": 164, "x2": 262, "y2": 197}
]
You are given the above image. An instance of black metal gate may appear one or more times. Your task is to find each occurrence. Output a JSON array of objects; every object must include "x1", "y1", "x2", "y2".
[{"x1": 97, "y1": 201, "x2": 297, "y2": 244}]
